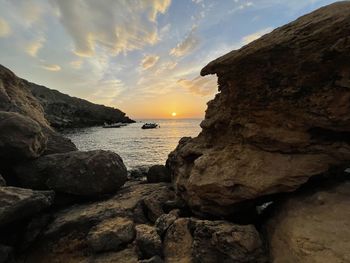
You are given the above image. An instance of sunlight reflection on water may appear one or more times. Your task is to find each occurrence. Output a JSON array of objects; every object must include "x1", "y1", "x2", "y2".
[{"x1": 62, "y1": 119, "x2": 202, "y2": 169}]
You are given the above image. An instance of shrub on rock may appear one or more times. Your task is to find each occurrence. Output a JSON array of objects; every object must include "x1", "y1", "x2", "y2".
[{"x1": 14, "y1": 150, "x2": 127, "y2": 197}]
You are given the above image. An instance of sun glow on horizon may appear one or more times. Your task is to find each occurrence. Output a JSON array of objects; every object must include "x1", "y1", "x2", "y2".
[{"x1": 171, "y1": 112, "x2": 177, "y2": 117}]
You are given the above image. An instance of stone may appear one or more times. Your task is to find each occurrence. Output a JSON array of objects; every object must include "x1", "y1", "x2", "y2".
[
  {"x1": 0, "y1": 174, "x2": 5, "y2": 186},
  {"x1": 143, "y1": 186, "x2": 175, "y2": 223},
  {"x1": 0, "y1": 186, "x2": 54, "y2": 227},
  {"x1": 155, "y1": 210, "x2": 180, "y2": 237},
  {"x1": 90, "y1": 248, "x2": 138, "y2": 263},
  {"x1": 87, "y1": 217, "x2": 135, "y2": 252},
  {"x1": 139, "y1": 255, "x2": 163, "y2": 263},
  {"x1": 0, "y1": 111, "x2": 47, "y2": 160},
  {"x1": 135, "y1": 224, "x2": 162, "y2": 259},
  {"x1": 43, "y1": 129, "x2": 77, "y2": 155},
  {"x1": 22, "y1": 183, "x2": 170, "y2": 262},
  {"x1": 146, "y1": 165, "x2": 171, "y2": 183},
  {"x1": 191, "y1": 219, "x2": 267, "y2": 263},
  {"x1": 267, "y1": 181, "x2": 350, "y2": 263},
  {"x1": 14, "y1": 150, "x2": 127, "y2": 197},
  {"x1": 163, "y1": 218, "x2": 193, "y2": 263},
  {"x1": 163, "y1": 218, "x2": 267, "y2": 263},
  {"x1": 0, "y1": 245, "x2": 12, "y2": 263},
  {"x1": 167, "y1": 2, "x2": 350, "y2": 216}
]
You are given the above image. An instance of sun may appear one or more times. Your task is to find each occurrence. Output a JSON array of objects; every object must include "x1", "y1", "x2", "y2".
[{"x1": 171, "y1": 112, "x2": 177, "y2": 117}]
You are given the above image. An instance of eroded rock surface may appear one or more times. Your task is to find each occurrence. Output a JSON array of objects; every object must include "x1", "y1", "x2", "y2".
[
  {"x1": 14, "y1": 150, "x2": 127, "y2": 197},
  {"x1": 0, "y1": 111, "x2": 47, "y2": 160},
  {"x1": 22, "y1": 183, "x2": 174, "y2": 262},
  {"x1": 267, "y1": 181, "x2": 350, "y2": 263},
  {"x1": 0, "y1": 186, "x2": 54, "y2": 227},
  {"x1": 167, "y1": 1, "x2": 350, "y2": 216}
]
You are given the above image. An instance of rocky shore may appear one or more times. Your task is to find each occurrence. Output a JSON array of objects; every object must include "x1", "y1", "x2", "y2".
[{"x1": 0, "y1": 2, "x2": 350, "y2": 263}]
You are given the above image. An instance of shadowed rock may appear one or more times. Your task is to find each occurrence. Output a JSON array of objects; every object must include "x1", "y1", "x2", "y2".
[
  {"x1": 0, "y1": 111, "x2": 47, "y2": 160},
  {"x1": 266, "y1": 181, "x2": 350, "y2": 263},
  {"x1": 14, "y1": 150, "x2": 127, "y2": 197},
  {"x1": 87, "y1": 217, "x2": 135, "y2": 252},
  {"x1": 147, "y1": 165, "x2": 171, "y2": 183},
  {"x1": 167, "y1": 1, "x2": 350, "y2": 217},
  {"x1": 0, "y1": 186, "x2": 54, "y2": 227}
]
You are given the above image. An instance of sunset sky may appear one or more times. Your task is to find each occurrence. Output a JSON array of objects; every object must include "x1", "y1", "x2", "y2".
[{"x1": 0, "y1": 0, "x2": 341, "y2": 119}]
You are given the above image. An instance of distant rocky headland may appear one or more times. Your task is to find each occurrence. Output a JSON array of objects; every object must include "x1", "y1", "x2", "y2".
[
  {"x1": 0, "y1": 64, "x2": 134, "y2": 129},
  {"x1": 0, "y1": 2, "x2": 349, "y2": 263}
]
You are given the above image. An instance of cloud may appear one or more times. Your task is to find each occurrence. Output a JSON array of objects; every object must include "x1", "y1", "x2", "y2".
[
  {"x1": 25, "y1": 38, "x2": 45, "y2": 57},
  {"x1": 41, "y1": 64, "x2": 61, "y2": 71},
  {"x1": 178, "y1": 75, "x2": 217, "y2": 96},
  {"x1": 52, "y1": 0, "x2": 171, "y2": 57},
  {"x1": 170, "y1": 27, "x2": 200, "y2": 57},
  {"x1": 141, "y1": 55, "x2": 160, "y2": 70},
  {"x1": 0, "y1": 18, "x2": 11, "y2": 37},
  {"x1": 70, "y1": 60, "x2": 83, "y2": 69},
  {"x1": 242, "y1": 27, "x2": 273, "y2": 45}
]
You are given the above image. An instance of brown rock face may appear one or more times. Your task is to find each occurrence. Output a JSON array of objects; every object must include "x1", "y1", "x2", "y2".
[
  {"x1": 167, "y1": 2, "x2": 350, "y2": 216},
  {"x1": 0, "y1": 111, "x2": 47, "y2": 160},
  {"x1": 266, "y1": 181, "x2": 350, "y2": 263}
]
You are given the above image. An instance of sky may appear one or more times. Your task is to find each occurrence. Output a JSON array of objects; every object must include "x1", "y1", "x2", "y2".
[{"x1": 0, "y1": 0, "x2": 343, "y2": 119}]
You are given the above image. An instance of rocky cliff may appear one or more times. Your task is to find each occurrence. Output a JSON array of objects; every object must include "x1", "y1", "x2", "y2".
[
  {"x1": 28, "y1": 81, "x2": 134, "y2": 129},
  {"x1": 168, "y1": 1, "x2": 350, "y2": 217}
]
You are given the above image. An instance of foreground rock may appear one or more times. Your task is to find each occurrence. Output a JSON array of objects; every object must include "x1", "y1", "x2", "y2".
[
  {"x1": 147, "y1": 165, "x2": 171, "y2": 183},
  {"x1": 87, "y1": 217, "x2": 135, "y2": 253},
  {"x1": 14, "y1": 150, "x2": 127, "y2": 197},
  {"x1": 163, "y1": 217, "x2": 267, "y2": 263},
  {"x1": 0, "y1": 186, "x2": 54, "y2": 227},
  {"x1": 0, "y1": 111, "x2": 47, "y2": 160},
  {"x1": 21, "y1": 182, "x2": 174, "y2": 262},
  {"x1": 167, "y1": 1, "x2": 350, "y2": 216},
  {"x1": 29, "y1": 81, "x2": 134, "y2": 129},
  {"x1": 135, "y1": 224, "x2": 162, "y2": 259},
  {"x1": 267, "y1": 181, "x2": 350, "y2": 263}
]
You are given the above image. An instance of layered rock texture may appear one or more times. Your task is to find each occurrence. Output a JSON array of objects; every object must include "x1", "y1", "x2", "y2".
[
  {"x1": 28, "y1": 81, "x2": 134, "y2": 128},
  {"x1": 168, "y1": 1, "x2": 350, "y2": 217}
]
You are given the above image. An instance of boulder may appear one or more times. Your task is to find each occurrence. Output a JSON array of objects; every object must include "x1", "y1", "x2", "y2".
[
  {"x1": 90, "y1": 248, "x2": 138, "y2": 263},
  {"x1": 22, "y1": 183, "x2": 170, "y2": 262},
  {"x1": 163, "y1": 218, "x2": 267, "y2": 263},
  {"x1": 167, "y1": 2, "x2": 350, "y2": 216},
  {"x1": 143, "y1": 186, "x2": 175, "y2": 223},
  {"x1": 146, "y1": 165, "x2": 171, "y2": 183},
  {"x1": 43, "y1": 129, "x2": 77, "y2": 155},
  {"x1": 155, "y1": 210, "x2": 180, "y2": 237},
  {"x1": 0, "y1": 175, "x2": 5, "y2": 186},
  {"x1": 163, "y1": 218, "x2": 193, "y2": 263},
  {"x1": 0, "y1": 111, "x2": 47, "y2": 160},
  {"x1": 87, "y1": 217, "x2": 135, "y2": 252},
  {"x1": 0, "y1": 244, "x2": 12, "y2": 263},
  {"x1": 139, "y1": 255, "x2": 163, "y2": 263},
  {"x1": 0, "y1": 186, "x2": 54, "y2": 227},
  {"x1": 135, "y1": 224, "x2": 162, "y2": 259},
  {"x1": 266, "y1": 181, "x2": 350, "y2": 263},
  {"x1": 14, "y1": 150, "x2": 127, "y2": 197}
]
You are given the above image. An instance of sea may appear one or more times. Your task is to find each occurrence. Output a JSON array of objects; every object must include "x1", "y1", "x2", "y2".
[{"x1": 62, "y1": 119, "x2": 202, "y2": 170}]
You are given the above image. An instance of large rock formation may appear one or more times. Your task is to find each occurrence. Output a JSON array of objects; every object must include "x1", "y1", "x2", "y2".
[
  {"x1": 167, "y1": 1, "x2": 350, "y2": 217},
  {"x1": 28, "y1": 81, "x2": 134, "y2": 128},
  {"x1": 0, "y1": 65, "x2": 77, "y2": 155},
  {"x1": 266, "y1": 180, "x2": 350, "y2": 263}
]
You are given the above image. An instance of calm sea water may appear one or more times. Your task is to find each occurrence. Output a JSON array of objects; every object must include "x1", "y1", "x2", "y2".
[{"x1": 62, "y1": 119, "x2": 202, "y2": 169}]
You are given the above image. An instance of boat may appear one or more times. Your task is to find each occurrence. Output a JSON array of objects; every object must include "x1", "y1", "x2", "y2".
[
  {"x1": 103, "y1": 122, "x2": 128, "y2": 128},
  {"x1": 141, "y1": 123, "x2": 159, "y2": 129}
]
